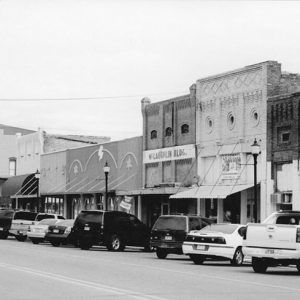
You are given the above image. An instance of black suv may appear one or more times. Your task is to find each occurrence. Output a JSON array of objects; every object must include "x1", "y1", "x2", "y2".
[
  {"x1": 150, "y1": 215, "x2": 215, "y2": 259},
  {"x1": 0, "y1": 209, "x2": 14, "y2": 239},
  {"x1": 73, "y1": 210, "x2": 150, "y2": 251}
]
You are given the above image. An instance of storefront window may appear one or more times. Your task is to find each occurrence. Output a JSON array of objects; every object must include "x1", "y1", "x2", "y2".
[{"x1": 205, "y1": 198, "x2": 218, "y2": 219}]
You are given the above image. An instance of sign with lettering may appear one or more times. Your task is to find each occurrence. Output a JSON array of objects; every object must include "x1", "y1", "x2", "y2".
[
  {"x1": 143, "y1": 144, "x2": 195, "y2": 164},
  {"x1": 221, "y1": 153, "x2": 241, "y2": 180}
]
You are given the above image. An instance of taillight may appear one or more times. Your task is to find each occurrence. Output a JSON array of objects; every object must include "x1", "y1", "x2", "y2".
[{"x1": 296, "y1": 228, "x2": 300, "y2": 243}]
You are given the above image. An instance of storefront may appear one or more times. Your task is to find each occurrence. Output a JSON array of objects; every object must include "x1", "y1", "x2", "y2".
[{"x1": 40, "y1": 136, "x2": 143, "y2": 219}]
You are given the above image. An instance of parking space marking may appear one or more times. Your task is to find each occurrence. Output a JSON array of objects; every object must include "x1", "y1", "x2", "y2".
[{"x1": 0, "y1": 262, "x2": 166, "y2": 300}]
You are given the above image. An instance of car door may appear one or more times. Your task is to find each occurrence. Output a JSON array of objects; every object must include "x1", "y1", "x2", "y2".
[{"x1": 127, "y1": 215, "x2": 148, "y2": 246}]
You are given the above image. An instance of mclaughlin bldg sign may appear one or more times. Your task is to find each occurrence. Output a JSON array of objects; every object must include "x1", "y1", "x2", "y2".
[{"x1": 143, "y1": 144, "x2": 196, "y2": 164}]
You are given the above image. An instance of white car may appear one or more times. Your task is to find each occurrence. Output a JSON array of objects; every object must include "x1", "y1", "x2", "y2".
[
  {"x1": 27, "y1": 219, "x2": 61, "y2": 244},
  {"x1": 182, "y1": 223, "x2": 246, "y2": 265}
]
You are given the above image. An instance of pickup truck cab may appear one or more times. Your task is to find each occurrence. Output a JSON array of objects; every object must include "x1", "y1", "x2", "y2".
[
  {"x1": 243, "y1": 210, "x2": 300, "y2": 273},
  {"x1": 9, "y1": 212, "x2": 64, "y2": 242}
]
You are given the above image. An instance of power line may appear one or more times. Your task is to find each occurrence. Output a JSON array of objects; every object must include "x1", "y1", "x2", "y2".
[{"x1": 0, "y1": 91, "x2": 187, "y2": 102}]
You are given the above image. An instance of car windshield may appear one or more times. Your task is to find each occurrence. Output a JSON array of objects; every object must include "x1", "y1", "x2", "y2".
[
  {"x1": 199, "y1": 224, "x2": 238, "y2": 234},
  {"x1": 38, "y1": 219, "x2": 58, "y2": 226},
  {"x1": 76, "y1": 211, "x2": 103, "y2": 224},
  {"x1": 153, "y1": 216, "x2": 186, "y2": 231},
  {"x1": 14, "y1": 211, "x2": 37, "y2": 221},
  {"x1": 36, "y1": 214, "x2": 55, "y2": 221},
  {"x1": 56, "y1": 219, "x2": 74, "y2": 227}
]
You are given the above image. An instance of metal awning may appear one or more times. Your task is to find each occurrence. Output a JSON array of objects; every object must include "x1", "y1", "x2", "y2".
[
  {"x1": 2, "y1": 173, "x2": 37, "y2": 198},
  {"x1": 169, "y1": 183, "x2": 253, "y2": 199}
]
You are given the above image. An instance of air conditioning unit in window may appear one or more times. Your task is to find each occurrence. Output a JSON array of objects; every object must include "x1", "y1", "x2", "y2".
[{"x1": 270, "y1": 193, "x2": 283, "y2": 204}]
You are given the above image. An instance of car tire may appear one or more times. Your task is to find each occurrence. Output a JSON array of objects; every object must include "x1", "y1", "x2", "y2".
[
  {"x1": 230, "y1": 247, "x2": 244, "y2": 266},
  {"x1": 0, "y1": 232, "x2": 8, "y2": 239},
  {"x1": 190, "y1": 254, "x2": 205, "y2": 265},
  {"x1": 156, "y1": 248, "x2": 168, "y2": 259},
  {"x1": 51, "y1": 241, "x2": 60, "y2": 247},
  {"x1": 31, "y1": 239, "x2": 39, "y2": 245},
  {"x1": 252, "y1": 257, "x2": 268, "y2": 273},
  {"x1": 79, "y1": 241, "x2": 91, "y2": 250},
  {"x1": 16, "y1": 235, "x2": 27, "y2": 242},
  {"x1": 107, "y1": 234, "x2": 124, "y2": 251}
]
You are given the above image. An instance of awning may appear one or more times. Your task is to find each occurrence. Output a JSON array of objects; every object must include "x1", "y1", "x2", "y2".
[
  {"x1": 169, "y1": 183, "x2": 253, "y2": 199},
  {"x1": 2, "y1": 173, "x2": 37, "y2": 198}
]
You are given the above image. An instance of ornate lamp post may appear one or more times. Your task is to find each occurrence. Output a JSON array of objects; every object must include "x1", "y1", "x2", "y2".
[
  {"x1": 103, "y1": 162, "x2": 110, "y2": 211},
  {"x1": 251, "y1": 139, "x2": 260, "y2": 222},
  {"x1": 35, "y1": 169, "x2": 41, "y2": 212}
]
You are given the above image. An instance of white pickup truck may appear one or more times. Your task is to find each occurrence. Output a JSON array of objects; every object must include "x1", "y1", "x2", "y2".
[
  {"x1": 10, "y1": 212, "x2": 65, "y2": 242},
  {"x1": 243, "y1": 210, "x2": 300, "y2": 273}
]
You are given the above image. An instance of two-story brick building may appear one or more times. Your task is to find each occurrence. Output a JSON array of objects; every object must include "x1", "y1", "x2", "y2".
[
  {"x1": 172, "y1": 61, "x2": 300, "y2": 223},
  {"x1": 136, "y1": 87, "x2": 197, "y2": 226}
]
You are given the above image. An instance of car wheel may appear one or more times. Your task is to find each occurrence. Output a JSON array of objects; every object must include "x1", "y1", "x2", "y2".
[
  {"x1": 107, "y1": 234, "x2": 124, "y2": 251},
  {"x1": 79, "y1": 241, "x2": 91, "y2": 250},
  {"x1": 252, "y1": 257, "x2": 268, "y2": 273},
  {"x1": 190, "y1": 254, "x2": 205, "y2": 265},
  {"x1": 51, "y1": 241, "x2": 60, "y2": 247},
  {"x1": 31, "y1": 239, "x2": 39, "y2": 245},
  {"x1": 16, "y1": 235, "x2": 27, "y2": 242},
  {"x1": 0, "y1": 233, "x2": 8, "y2": 239},
  {"x1": 156, "y1": 248, "x2": 168, "y2": 259},
  {"x1": 231, "y1": 247, "x2": 244, "y2": 266}
]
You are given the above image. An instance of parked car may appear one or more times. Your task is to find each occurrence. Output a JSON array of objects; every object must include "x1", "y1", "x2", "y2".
[
  {"x1": 150, "y1": 215, "x2": 215, "y2": 259},
  {"x1": 0, "y1": 209, "x2": 14, "y2": 239},
  {"x1": 73, "y1": 210, "x2": 150, "y2": 251},
  {"x1": 28, "y1": 218, "x2": 61, "y2": 244},
  {"x1": 9, "y1": 212, "x2": 65, "y2": 242},
  {"x1": 183, "y1": 223, "x2": 246, "y2": 265},
  {"x1": 243, "y1": 210, "x2": 300, "y2": 273},
  {"x1": 46, "y1": 219, "x2": 76, "y2": 247}
]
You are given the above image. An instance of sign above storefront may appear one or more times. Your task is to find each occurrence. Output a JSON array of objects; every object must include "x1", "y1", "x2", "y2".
[
  {"x1": 221, "y1": 153, "x2": 242, "y2": 181},
  {"x1": 143, "y1": 144, "x2": 195, "y2": 164}
]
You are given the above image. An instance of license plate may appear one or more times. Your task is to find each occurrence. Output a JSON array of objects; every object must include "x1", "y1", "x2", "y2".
[
  {"x1": 0, "y1": 227, "x2": 3, "y2": 231},
  {"x1": 165, "y1": 236, "x2": 172, "y2": 240},
  {"x1": 53, "y1": 229, "x2": 59, "y2": 233},
  {"x1": 196, "y1": 245, "x2": 207, "y2": 251},
  {"x1": 265, "y1": 249, "x2": 275, "y2": 254},
  {"x1": 84, "y1": 227, "x2": 90, "y2": 231}
]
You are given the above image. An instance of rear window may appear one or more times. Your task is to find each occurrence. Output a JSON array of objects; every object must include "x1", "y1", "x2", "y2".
[
  {"x1": 76, "y1": 211, "x2": 103, "y2": 224},
  {"x1": 56, "y1": 220, "x2": 74, "y2": 227},
  {"x1": 276, "y1": 215, "x2": 300, "y2": 225},
  {"x1": 38, "y1": 219, "x2": 58, "y2": 226},
  {"x1": 153, "y1": 216, "x2": 186, "y2": 231},
  {"x1": 36, "y1": 214, "x2": 55, "y2": 221},
  {"x1": 199, "y1": 224, "x2": 238, "y2": 234},
  {"x1": 58, "y1": 216, "x2": 65, "y2": 220},
  {"x1": 14, "y1": 211, "x2": 37, "y2": 221}
]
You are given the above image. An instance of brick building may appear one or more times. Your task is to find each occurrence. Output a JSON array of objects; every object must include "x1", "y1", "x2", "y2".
[
  {"x1": 267, "y1": 91, "x2": 300, "y2": 211},
  {"x1": 138, "y1": 87, "x2": 197, "y2": 226},
  {"x1": 172, "y1": 61, "x2": 300, "y2": 223}
]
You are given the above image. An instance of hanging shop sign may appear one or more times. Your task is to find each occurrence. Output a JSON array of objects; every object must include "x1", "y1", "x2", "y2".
[
  {"x1": 221, "y1": 153, "x2": 242, "y2": 181},
  {"x1": 120, "y1": 196, "x2": 132, "y2": 211},
  {"x1": 143, "y1": 144, "x2": 195, "y2": 164}
]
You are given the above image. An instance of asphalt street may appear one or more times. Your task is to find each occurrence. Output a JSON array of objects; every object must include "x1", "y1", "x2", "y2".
[{"x1": 0, "y1": 237, "x2": 300, "y2": 300}]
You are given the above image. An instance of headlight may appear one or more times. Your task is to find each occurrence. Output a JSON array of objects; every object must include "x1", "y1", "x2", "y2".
[{"x1": 65, "y1": 227, "x2": 71, "y2": 234}]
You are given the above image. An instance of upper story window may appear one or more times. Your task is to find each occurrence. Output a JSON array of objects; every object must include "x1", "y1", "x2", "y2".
[
  {"x1": 281, "y1": 132, "x2": 290, "y2": 143},
  {"x1": 277, "y1": 126, "x2": 291, "y2": 145},
  {"x1": 150, "y1": 130, "x2": 157, "y2": 139},
  {"x1": 165, "y1": 127, "x2": 172, "y2": 137},
  {"x1": 9, "y1": 158, "x2": 16, "y2": 176},
  {"x1": 181, "y1": 124, "x2": 189, "y2": 134}
]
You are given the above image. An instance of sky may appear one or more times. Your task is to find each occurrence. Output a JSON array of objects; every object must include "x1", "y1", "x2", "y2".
[{"x1": 1, "y1": 0, "x2": 300, "y2": 141}]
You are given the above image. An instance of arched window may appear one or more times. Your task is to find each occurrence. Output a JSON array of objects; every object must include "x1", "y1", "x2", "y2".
[
  {"x1": 181, "y1": 124, "x2": 189, "y2": 134},
  {"x1": 165, "y1": 127, "x2": 172, "y2": 137},
  {"x1": 150, "y1": 130, "x2": 157, "y2": 139}
]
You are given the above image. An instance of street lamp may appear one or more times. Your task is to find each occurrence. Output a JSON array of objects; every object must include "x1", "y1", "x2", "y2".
[
  {"x1": 35, "y1": 169, "x2": 41, "y2": 212},
  {"x1": 251, "y1": 139, "x2": 260, "y2": 222},
  {"x1": 103, "y1": 162, "x2": 110, "y2": 211}
]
